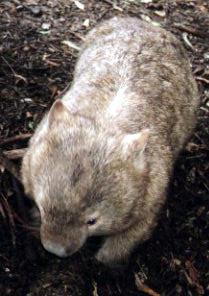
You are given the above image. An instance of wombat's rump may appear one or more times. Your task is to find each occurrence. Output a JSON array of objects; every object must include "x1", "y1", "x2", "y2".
[{"x1": 21, "y1": 17, "x2": 199, "y2": 265}]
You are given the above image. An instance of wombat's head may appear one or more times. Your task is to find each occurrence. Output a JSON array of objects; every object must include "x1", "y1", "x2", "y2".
[{"x1": 22, "y1": 100, "x2": 149, "y2": 257}]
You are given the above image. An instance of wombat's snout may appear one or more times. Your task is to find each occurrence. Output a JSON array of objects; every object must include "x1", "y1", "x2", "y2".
[
  {"x1": 42, "y1": 239, "x2": 79, "y2": 258},
  {"x1": 42, "y1": 240, "x2": 69, "y2": 257},
  {"x1": 40, "y1": 226, "x2": 74, "y2": 257},
  {"x1": 40, "y1": 225, "x2": 86, "y2": 257}
]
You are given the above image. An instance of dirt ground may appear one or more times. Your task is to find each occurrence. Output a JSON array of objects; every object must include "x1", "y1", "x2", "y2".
[{"x1": 0, "y1": 0, "x2": 209, "y2": 295}]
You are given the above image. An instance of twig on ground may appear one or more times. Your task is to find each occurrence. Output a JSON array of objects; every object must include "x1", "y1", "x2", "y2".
[
  {"x1": 1, "y1": 195, "x2": 16, "y2": 245},
  {"x1": 200, "y1": 106, "x2": 209, "y2": 113},
  {"x1": 0, "y1": 201, "x2": 6, "y2": 219},
  {"x1": 182, "y1": 33, "x2": 195, "y2": 51},
  {"x1": 196, "y1": 76, "x2": 209, "y2": 84},
  {"x1": 69, "y1": 30, "x2": 85, "y2": 41},
  {"x1": 0, "y1": 149, "x2": 21, "y2": 182},
  {"x1": 62, "y1": 40, "x2": 81, "y2": 51},
  {"x1": 0, "y1": 133, "x2": 32, "y2": 146},
  {"x1": 0, "y1": 253, "x2": 9, "y2": 262},
  {"x1": 174, "y1": 23, "x2": 207, "y2": 37},
  {"x1": 56, "y1": 82, "x2": 72, "y2": 99},
  {"x1": 3, "y1": 148, "x2": 27, "y2": 160},
  {"x1": 102, "y1": 0, "x2": 123, "y2": 11},
  {"x1": 135, "y1": 274, "x2": 160, "y2": 296},
  {"x1": 1, "y1": 56, "x2": 28, "y2": 84},
  {"x1": 92, "y1": 281, "x2": 98, "y2": 296}
]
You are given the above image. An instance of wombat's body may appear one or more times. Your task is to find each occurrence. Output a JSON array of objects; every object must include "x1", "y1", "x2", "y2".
[{"x1": 22, "y1": 17, "x2": 199, "y2": 265}]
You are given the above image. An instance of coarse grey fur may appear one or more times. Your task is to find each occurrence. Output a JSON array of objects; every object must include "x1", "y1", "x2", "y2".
[{"x1": 21, "y1": 17, "x2": 199, "y2": 265}]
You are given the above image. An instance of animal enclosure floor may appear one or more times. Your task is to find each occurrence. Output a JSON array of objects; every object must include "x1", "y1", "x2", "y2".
[{"x1": 0, "y1": 0, "x2": 209, "y2": 295}]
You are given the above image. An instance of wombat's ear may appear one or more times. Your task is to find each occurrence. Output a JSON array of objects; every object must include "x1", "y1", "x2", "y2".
[
  {"x1": 122, "y1": 129, "x2": 149, "y2": 169},
  {"x1": 48, "y1": 100, "x2": 71, "y2": 127}
]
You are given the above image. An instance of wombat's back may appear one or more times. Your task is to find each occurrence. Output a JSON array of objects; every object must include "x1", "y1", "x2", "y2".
[{"x1": 63, "y1": 17, "x2": 198, "y2": 157}]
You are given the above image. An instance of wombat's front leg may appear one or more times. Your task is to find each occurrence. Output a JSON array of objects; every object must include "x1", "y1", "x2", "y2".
[{"x1": 96, "y1": 221, "x2": 155, "y2": 266}]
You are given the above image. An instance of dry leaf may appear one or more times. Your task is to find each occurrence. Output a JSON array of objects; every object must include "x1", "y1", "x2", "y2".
[
  {"x1": 0, "y1": 164, "x2": 5, "y2": 173},
  {"x1": 92, "y1": 281, "x2": 98, "y2": 296},
  {"x1": 41, "y1": 23, "x2": 51, "y2": 30},
  {"x1": 74, "y1": 0, "x2": 85, "y2": 10},
  {"x1": 62, "y1": 40, "x2": 81, "y2": 51},
  {"x1": 140, "y1": 0, "x2": 153, "y2": 3},
  {"x1": 140, "y1": 14, "x2": 161, "y2": 27},
  {"x1": 154, "y1": 10, "x2": 166, "y2": 17},
  {"x1": 83, "y1": 19, "x2": 90, "y2": 27},
  {"x1": 182, "y1": 32, "x2": 194, "y2": 51},
  {"x1": 135, "y1": 274, "x2": 160, "y2": 296},
  {"x1": 14, "y1": 74, "x2": 28, "y2": 84}
]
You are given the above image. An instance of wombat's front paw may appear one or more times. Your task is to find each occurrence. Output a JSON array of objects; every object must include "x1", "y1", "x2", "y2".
[
  {"x1": 95, "y1": 246, "x2": 112, "y2": 265},
  {"x1": 95, "y1": 239, "x2": 129, "y2": 267}
]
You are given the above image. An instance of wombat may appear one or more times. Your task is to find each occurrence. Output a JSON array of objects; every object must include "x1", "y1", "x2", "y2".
[{"x1": 21, "y1": 17, "x2": 199, "y2": 265}]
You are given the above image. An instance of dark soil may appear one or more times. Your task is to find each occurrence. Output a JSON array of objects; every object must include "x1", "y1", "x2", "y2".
[{"x1": 0, "y1": 0, "x2": 209, "y2": 295}]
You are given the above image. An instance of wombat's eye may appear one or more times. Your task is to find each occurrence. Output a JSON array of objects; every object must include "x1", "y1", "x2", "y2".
[{"x1": 87, "y1": 218, "x2": 97, "y2": 225}]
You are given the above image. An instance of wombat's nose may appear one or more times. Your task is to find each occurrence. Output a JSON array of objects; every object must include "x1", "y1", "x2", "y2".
[{"x1": 42, "y1": 240, "x2": 68, "y2": 257}]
